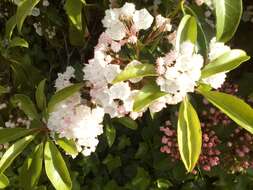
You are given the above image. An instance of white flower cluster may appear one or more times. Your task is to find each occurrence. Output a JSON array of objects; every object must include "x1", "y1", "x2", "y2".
[
  {"x1": 48, "y1": 66, "x2": 105, "y2": 157},
  {"x1": 156, "y1": 42, "x2": 204, "y2": 104},
  {"x1": 202, "y1": 38, "x2": 229, "y2": 89},
  {"x1": 102, "y1": 2, "x2": 154, "y2": 41}
]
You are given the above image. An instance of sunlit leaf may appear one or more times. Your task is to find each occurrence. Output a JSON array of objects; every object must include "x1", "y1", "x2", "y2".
[
  {"x1": 0, "y1": 173, "x2": 9, "y2": 188},
  {"x1": 44, "y1": 139, "x2": 72, "y2": 190},
  {"x1": 0, "y1": 128, "x2": 36, "y2": 144},
  {"x1": 113, "y1": 117, "x2": 138, "y2": 130},
  {"x1": 201, "y1": 50, "x2": 250, "y2": 78},
  {"x1": 199, "y1": 90, "x2": 253, "y2": 134},
  {"x1": 56, "y1": 137, "x2": 78, "y2": 158},
  {"x1": 214, "y1": 0, "x2": 242, "y2": 42},
  {"x1": 0, "y1": 133, "x2": 37, "y2": 173},
  {"x1": 177, "y1": 98, "x2": 202, "y2": 172},
  {"x1": 9, "y1": 37, "x2": 29, "y2": 48},
  {"x1": 112, "y1": 64, "x2": 157, "y2": 84}
]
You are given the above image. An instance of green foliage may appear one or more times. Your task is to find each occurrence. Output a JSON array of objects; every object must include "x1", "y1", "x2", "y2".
[
  {"x1": 177, "y1": 98, "x2": 202, "y2": 172},
  {"x1": 214, "y1": 0, "x2": 243, "y2": 42},
  {"x1": 112, "y1": 64, "x2": 157, "y2": 84},
  {"x1": 35, "y1": 79, "x2": 47, "y2": 111},
  {"x1": 44, "y1": 139, "x2": 72, "y2": 190},
  {"x1": 56, "y1": 137, "x2": 79, "y2": 158},
  {"x1": 0, "y1": 128, "x2": 36, "y2": 144}
]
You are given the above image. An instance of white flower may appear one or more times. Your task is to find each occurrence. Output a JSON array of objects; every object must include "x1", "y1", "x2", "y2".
[
  {"x1": 121, "y1": 2, "x2": 136, "y2": 17},
  {"x1": 202, "y1": 72, "x2": 226, "y2": 89},
  {"x1": 55, "y1": 66, "x2": 75, "y2": 91},
  {"x1": 156, "y1": 41, "x2": 204, "y2": 105},
  {"x1": 106, "y1": 21, "x2": 126, "y2": 41},
  {"x1": 155, "y1": 15, "x2": 172, "y2": 32},
  {"x1": 111, "y1": 41, "x2": 121, "y2": 53},
  {"x1": 102, "y1": 9, "x2": 120, "y2": 28},
  {"x1": 133, "y1": 9, "x2": 154, "y2": 30},
  {"x1": 31, "y1": 8, "x2": 40, "y2": 17},
  {"x1": 43, "y1": 0, "x2": 50, "y2": 6},
  {"x1": 104, "y1": 64, "x2": 121, "y2": 83},
  {"x1": 109, "y1": 82, "x2": 131, "y2": 101},
  {"x1": 203, "y1": 38, "x2": 230, "y2": 88},
  {"x1": 209, "y1": 38, "x2": 231, "y2": 61}
]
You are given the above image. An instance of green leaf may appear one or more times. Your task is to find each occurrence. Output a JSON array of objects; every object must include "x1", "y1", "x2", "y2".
[
  {"x1": 113, "y1": 117, "x2": 138, "y2": 130},
  {"x1": 131, "y1": 167, "x2": 150, "y2": 190},
  {"x1": 176, "y1": 14, "x2": 197, "y2": 51},
  {"x1": 5, "y1": 15, "x2": 17, "y2": 40},
  {"x1": 68, "y1": 24, "x2": 86, "y2": 46},
  {"x1": 56, "y1": 138, "x2": 78, "y2": 158},
  {"x1": 201, "y1": 50, "x2": 250, "y2": 78},
  {"x1": 44, "y1": 139, "x2": 72, "y2": 190},
  {"x1": 199, "y1": 90, "x2": 253, "y2": 134},
  {"x1": 64, "y1": 0, "x2": 83, "y2": 31},
  {"x1": 177, "y1": 98, "x2": 202, "y2": 172},
  {"x1": 112, "y1": 64, "x2": 157, "y2": 84},
  {"x1": 0, "y1": 128, "x2": 36, "y2": 144},
  {"x1": 0, "y1": 173, "x2": 9, "y2": 188},
  {"x1": 20, "y1": 143, "x2": 43, "y2": 189},
  {"x1": 9, "y1": 37, "x2": 29, "y2": 48},
  {"x1": 105, "y1": 122, "x2": 116, "y2": 147},
  {"x1": 156, "y1": 179, "x2": 173, "y2": 189},
  {"x1": 11, "y1": 94, "x2": 39, "y2": 120},
  {"x1": 0, "y1": 85, "x2": 8, "y2": 95},
  {"x1": 16, "y1": 0, "x2": 41, "y2": 33},
  {"x1": 35, "y1": 79, "x2": 47, "y2": 111},
  {"x1": 0, "y1": 133, "x2": 37, "y2": 173},
  {"x1": 214, "y1": 0, "x2": 243, "y2": 42},
  {"x1": 102, "y1": 154, "x2": 121, "y2": 173},
  {"x1": 47, "y1": 83, "x2": 84, "y2": 113},
  {"x1": 133, "y1": 83, "x2": 167, "y2": 112}
]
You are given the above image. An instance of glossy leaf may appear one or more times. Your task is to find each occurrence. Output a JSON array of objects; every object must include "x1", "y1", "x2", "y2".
[
  {"x1": 11, "y1": 94, "x2": 39, "y2": 120},
  {"x1": 0, "y1": 173, "x2": 9, "y2": 188},
  {"x1": 201, "y1": 50, "x2": 250, "y2": 78},
  {"x1": 35, "y1": 79, "x2": 47, "y2": 111},
  {"x1": 9, "y1": 37, "x2": 29, "y2": 48},
  {"x1": 64, "y1": 0, "x2": 83, "y2": 31},
  {"x1": 44, "y1": 139, "x2": 72, "y2": 190},
  {"x1": 0, "y1": 134, "x2": 37, "y2": 173},
  {"x1": 20, "y1": 143, "x2": 43, "y2": 189},
  {"x1": 16, "y1": 0, "x2": 41, "y2": 33},
  {"x1": 47, "y1": 83, "x2": 84, "y2": 113},
  {"x1": 113, "y1": 117, "x2": 138, "y2": 130},
  {"x1": 56, "y1": 138, "x2": 78, "y2": 158},
  {"x1": 177, "y1": 98, "x2": 202, "y2": 172},
  {"x1": 199, "y1": 90, "x2": 253, "y2": 134},
  {"x1": 214, "y1": 0, "x2": 243, "y2": 42},
  {"x1": 0, "y1": 128, "x2": 36, "y2": 144},
  {"x1": 105, "y1": 122, "x2": 116, "y2": 147},
  {"x1": 133, "y1": 83, "x2": 167, "y2": 112},
  {"x1": 5, "y1": 15, "x2": 16, "y2": 39},
  {"x1": 176, "y1": 14, "x2": 197, "y2": 51},
  {"x1": 112, "y1": 64, "x2": 157, "y2": 84}
]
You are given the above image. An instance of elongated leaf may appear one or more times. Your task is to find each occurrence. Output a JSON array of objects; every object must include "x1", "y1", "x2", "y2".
[
  {"x1": 44, "y1": 139, "x2": 72, "y2": 190},
  {"x1": 0, "y1": 128, "x2": 36, "y2": 144},
  {"x1": 64, "y1": 0, "x2": 83, "y2": 31},
  {"x1": 9, "y1": 37, "x2": 29, "y2": 48},
  {"x1": 133, "y1": 83, "x2": 167, "y2": 112},
  {"x1": 199, "y1": 90, "x2": 253, "y2": 134},
  {"x1": 5, "y1": 15, "x2": 16, "y2": 40},
  {"x1": 16, "y1": 0, "x2": 41, "y2": 33},
  {"x1": 176, "y1": 14, "x2": 197, "y2": 51},
  {"x1": 113, "y1": 117, "x2": 138, "y2": 130},
  {"x1": 112, "y1": 64, "x2": 157, "y2": 84},
  {"x1": 214, "y1": 0, "x2": 242, "y2": 42},
  {"x1": 36, "y1": 79, "x2": 47, "y2": 111},
  {"x1": 201, "y1": 50, "x2": 250, "y2": 78},
  {"x1": 0, "y1": 133, "x2": 37, "y2": 173},
  {"x1": 11, "y1": 94, "x2": 39, "y2": 120},
  {"x1": 56, "y1": 138, "x2": 78, "y2": 158},
  {"x1": 0, "y1": 173, "x2": 9, "y2": 188},
  {"x1": 105, "y1": 122, "x2": 116, "y2": 147},
  {"x1": 20, "y1": 143, "x2": 43, "y2": 189},
  {"x1": 177, "y1": 98, "x2": 202, "y2": 172},
  {"x1": 47, "y1": 83, "x2": 84, "y2": 113}
]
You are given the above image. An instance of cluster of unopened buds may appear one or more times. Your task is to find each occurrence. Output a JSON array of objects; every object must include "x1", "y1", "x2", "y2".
[{"x1": 160, "y1": 120, "x2": 221, "y2": 172}]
